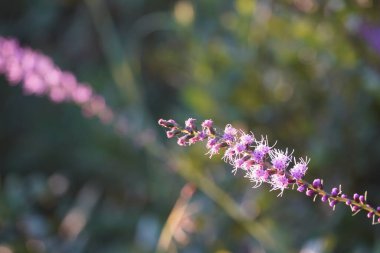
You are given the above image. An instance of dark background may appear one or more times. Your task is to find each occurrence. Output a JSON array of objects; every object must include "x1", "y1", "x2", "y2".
[{"x1": 1, "y1": 0, "x2": 380, "y2": 252}]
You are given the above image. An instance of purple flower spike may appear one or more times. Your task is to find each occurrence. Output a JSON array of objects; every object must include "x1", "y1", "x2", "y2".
[
  {"x1": 0, "y1": 37, "x2": 114, "y2": 123},
  {"x1": 159, "y1": 118, "x2": 380, "y2": 225}
]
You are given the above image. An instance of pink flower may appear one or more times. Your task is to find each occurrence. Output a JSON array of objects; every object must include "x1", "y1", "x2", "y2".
[
  {"x1": 270, "y1": 174, "x2": 289, "y2": 196},
  {"x1": 0, "y1": 36, "x2": 113, "y2": 123},
  {"x1": 223, "y1": 124, "x2": 238, "y2": 142},
  {"x1": 245, "y1": 164, "x2": 269, "y2": 187},
  {"x1": 269, "y1": 148, "x2": 293, "y2": 171},
  {"x1": 290, "y1": 157, "x2": 310, "y2": 180},
  {"x1": 239, "y1": 133, "x2": 254, "y2": 145}
]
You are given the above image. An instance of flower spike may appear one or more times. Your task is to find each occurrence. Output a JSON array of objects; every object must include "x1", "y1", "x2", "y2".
[{"x1": 158, "y1": 118, "x2": 380, "y2": 224}]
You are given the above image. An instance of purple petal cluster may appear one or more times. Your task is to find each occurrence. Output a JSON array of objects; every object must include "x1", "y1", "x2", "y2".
[
  {"x1": 158, "y1": 117, "x2": 380, "y2": 224},
  {"x1": 0, "y1": 37, "x2": 113, "y2": 122},
  {"x1": 290, "y1": 157, "x2": 310, "y2": 180},
  {"x1": 269, "y1": 148, "x2": 293, "y2": 171}
]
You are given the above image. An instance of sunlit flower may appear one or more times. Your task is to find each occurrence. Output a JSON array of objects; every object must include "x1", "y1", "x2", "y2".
[{"x1": 158, "y1": 118, "x2": 380, "y2": 224}]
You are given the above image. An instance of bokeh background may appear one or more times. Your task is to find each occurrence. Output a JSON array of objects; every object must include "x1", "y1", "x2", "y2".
[{"x1": 1, "y1": 0, "x2": 380, "y2": 252}]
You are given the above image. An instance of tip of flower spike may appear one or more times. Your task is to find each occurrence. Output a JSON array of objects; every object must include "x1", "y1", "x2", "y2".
[
  {"x1": 158, "y1": 118, "x2": 178, "y2": 128},
  {"x1": 158, "y1": 118, "x2": 167, "y2": 127}
]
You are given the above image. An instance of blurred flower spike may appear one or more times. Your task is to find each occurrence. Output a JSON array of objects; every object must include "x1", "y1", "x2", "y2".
[
  {"x1": 0, "y1": 37, "x2": 114, "y2": 123},
  {"x1": 158, "y1": 118, "x2": 380, "y2": 225}
]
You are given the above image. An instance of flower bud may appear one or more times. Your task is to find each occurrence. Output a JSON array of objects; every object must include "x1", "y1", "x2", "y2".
[
  {"x1": 321, "y1": 195, "x2": 328, "y2": 202},
  {"x1": 329, "y1": 200, "x2": 337, "y2": 208},
  {"x1": 158, "y1": 119, "x2": 178, "y2": 128},
  {"x1": 306, "y1": 189, "x2": 315, "y2": 197},
  {"x1": 297, "y1": 184, "x2": 306, "y2": 192},
  {"x1": 331, "y1": 188, "x2": 339, "y2": 197},
  {"x1": 312, "y1": 179, "x2": 322, "y2": 189}
]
